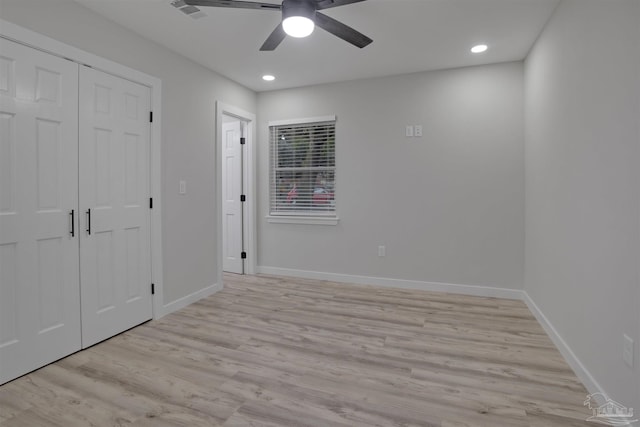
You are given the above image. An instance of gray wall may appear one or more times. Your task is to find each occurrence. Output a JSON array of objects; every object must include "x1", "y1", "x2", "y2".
[
  {"x1": 525, "y1": 0, "x2": 640, "y2": 408},
  {"x1": 257, "y1": 62, "x2": 525, "y2": 289},
  {"x1": 0, "y1": 0, "x2": 257, "y2": 304}
]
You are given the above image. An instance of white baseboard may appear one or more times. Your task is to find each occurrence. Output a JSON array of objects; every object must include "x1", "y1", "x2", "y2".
[
  {"x1": 522, "y1": 293, "x2": 606, "y2": 400},
  {"x1": 257, "y1": 265, "x2": 608, "y2": 403},
  {"x1": 157, "y1": 283, "x2": 223, "y2": 318},
  {"x1": 154, "y1": 267, "x2": 607, "y2": 406},
  {"x1": 256, "y1": 266, "x2": 524, "y2": 300}
]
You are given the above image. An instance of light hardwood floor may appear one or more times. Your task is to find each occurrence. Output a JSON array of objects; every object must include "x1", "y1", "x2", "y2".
[{"x1": 1, "y1": 274, "x2": 594, "y2": 426}]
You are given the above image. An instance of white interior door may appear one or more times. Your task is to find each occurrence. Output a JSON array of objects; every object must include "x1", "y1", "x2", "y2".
[
  {"x1": 222, "y1": 120, "x2": 243, "y2": 274},
  {"x1": 0, "y1": 39, "x2": 81, "y2": 384},
  {"x1": 79, "y1": 66, "x2": 152, "y2": 348}
]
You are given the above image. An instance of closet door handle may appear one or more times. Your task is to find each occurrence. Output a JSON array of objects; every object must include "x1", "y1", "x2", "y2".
[
  {"x1": 69, "y1": 210, "x2": 75, "y2": 237},
  {"x1": 86, "y1": 209, "x2": 91, "y2": 235}
]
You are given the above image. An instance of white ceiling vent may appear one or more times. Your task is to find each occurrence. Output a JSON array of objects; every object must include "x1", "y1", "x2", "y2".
[{"x1": 170, "y1": 0, "x2": 207, "y2": 20}]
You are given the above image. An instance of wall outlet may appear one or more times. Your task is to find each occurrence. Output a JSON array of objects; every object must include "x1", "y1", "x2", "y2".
[
  {"x1": 414, "y1": 125, "x2": 423, "y2": 137},
  {"x1": 378, "y1": 245, "x2": 386, "y2": 257},
  {"x1": 179, "y1": 180, "x2": 187, "y2": 195},
  {"x1": 623, "y1": 334, "x2": 634, "y2": 368}
]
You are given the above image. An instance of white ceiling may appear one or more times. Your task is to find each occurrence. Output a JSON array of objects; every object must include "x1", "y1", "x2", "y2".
[{"x1": 73, "y1": 0, "x2": 560, "y2": 92}]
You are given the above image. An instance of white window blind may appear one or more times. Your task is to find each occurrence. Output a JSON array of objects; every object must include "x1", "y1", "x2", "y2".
[{"x1": 269, "y1": 117, "x2": 336, "y2": 216}]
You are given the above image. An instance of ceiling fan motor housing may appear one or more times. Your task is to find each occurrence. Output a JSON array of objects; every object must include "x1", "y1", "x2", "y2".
[{"x1": 282, "y1": 0, "x2": 317, "y2": 22}]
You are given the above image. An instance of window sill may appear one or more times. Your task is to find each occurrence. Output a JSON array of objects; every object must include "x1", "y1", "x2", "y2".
[{"x1": 266, "y1": 215, "x2": 340, "y2": 226}]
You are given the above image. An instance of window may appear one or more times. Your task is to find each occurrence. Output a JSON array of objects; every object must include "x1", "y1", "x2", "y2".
[{"x1": 269, "y1": 116, "x2": 336, "y2": 222}]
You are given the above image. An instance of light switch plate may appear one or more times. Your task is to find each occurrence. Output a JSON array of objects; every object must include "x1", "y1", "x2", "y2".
[
  {"x1": 405, "y1": 125, "x2": 414, "y2": 137},
  {"x1": 179, "y1": 180, "x2": 187, "y2": 195}
]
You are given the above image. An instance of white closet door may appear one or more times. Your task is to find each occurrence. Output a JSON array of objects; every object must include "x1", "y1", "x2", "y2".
[
  {"x1": 79, "y1": 67, "x2": 152, "y2": 348},
  {"x1": 0, "y1": 39, "x2": 80, "y2": 384},
  {"x1": 222, "y1": 120, "x2": 243, "y2": 274}
]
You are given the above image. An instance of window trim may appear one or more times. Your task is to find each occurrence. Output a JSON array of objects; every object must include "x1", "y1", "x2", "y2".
[
  {"x1": 266, "y1": 215, "x2": 339, "y2": 226},
  {"x1": 268, "y1": 115, "x2": 338, "y2": 225},
  {"x1": 268, "y1": 115, "x2": 336, "y2": 128}
]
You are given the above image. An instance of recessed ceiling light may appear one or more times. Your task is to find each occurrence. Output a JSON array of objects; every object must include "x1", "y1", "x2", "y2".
[
  {"x1": 262, "y1": 75, "x2": 276, "y2": 81},
  {"x1": 471, "y1": 44, "x2": 488, "y2": 54}
]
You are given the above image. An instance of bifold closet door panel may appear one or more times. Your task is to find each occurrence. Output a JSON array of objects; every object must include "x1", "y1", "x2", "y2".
[
  {"x1": 79, "y1": 67, "x2": 152, "y2": 348},
  {"x1": 0, "y1": 39, "x2": 81, "y2": 384}
]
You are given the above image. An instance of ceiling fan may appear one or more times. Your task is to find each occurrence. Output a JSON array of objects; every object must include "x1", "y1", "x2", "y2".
[{"x1": 183, "y1": 0, "x2": 373, "y2": 51}]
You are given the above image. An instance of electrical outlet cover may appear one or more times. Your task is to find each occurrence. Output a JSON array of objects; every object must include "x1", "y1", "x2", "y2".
[{"x1": 623, "y1": 334, "x2": 634, "y2": 368}]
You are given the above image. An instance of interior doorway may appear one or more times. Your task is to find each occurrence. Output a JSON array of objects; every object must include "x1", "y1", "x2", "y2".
[{"x1": 216, "y1": 103, "x2": 256, "y2": 279}]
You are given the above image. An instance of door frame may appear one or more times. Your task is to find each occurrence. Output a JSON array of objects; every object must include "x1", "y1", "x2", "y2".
[
  {"x1": 0, "y1": 19, "x2": 165, "y2": 319},
  {"x1": 216, "y1": 102, "x2": 256, "y2": 282}
]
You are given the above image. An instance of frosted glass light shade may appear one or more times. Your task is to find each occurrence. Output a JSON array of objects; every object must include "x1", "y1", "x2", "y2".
[{"x1": 282, "y1": 16, "x2": 315, "y2": 38}]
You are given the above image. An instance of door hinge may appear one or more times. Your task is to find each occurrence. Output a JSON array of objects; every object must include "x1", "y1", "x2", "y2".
[
  {"x1": 241, "y1": 252, "x2": 247, "y2": 259},
  {"x1": 240, "y1": 195, "x2": 246, "y2": 202},
  {"x1": 149, "y1": 111, "x2": 153, "y2": 123},
  {"x1": 149, "y1": 197, "x2": 153, "y2": 209},
  {"x1": 240, "y1": 137, "x2": 246, "y2": 145},
  {"x1": 151, "y1": 283, "x2": 155, "y2": 295}
]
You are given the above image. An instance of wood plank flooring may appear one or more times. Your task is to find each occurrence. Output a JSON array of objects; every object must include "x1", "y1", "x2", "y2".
[{"x1": 0, "y1": 274, "x2": 594, "y2": 426}]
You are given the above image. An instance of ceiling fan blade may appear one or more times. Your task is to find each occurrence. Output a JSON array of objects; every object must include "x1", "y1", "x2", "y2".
[
  {"x1": 316, "y1": 0, "x2": 367, "y2": 10},
  {"x1": 184, "y1": 0, "x2": 281, "y2": 11},
  {"x1": 315, "y1": 12, "x2": 372, "y2": 48},
  {"x1": 260, "y1": 24, "x2": 287, "y2": 51}
]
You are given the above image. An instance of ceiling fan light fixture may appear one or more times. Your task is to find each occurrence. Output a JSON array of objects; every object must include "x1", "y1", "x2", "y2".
[
  {"x1": 188, "y1": 0, "x2": 373, "y2": 51},
  {"x1": 282, "y1": 16, "x2": 315, "y2": 38},
  {"x1": 282, "y1": 0, "x2": 316, "y2": 38}
]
